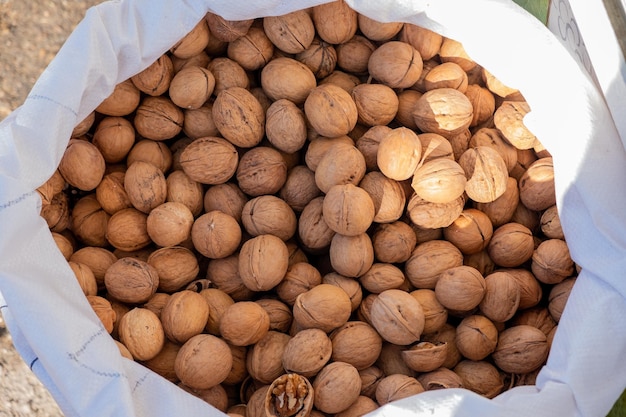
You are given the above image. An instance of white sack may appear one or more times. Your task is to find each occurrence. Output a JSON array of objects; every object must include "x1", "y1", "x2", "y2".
[{"x1": 0, "y1": 0, "x2": 625, "y2": 416}]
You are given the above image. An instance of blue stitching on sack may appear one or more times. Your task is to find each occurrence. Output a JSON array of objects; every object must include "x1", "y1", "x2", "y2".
[
  {"x1": 26, "y1": 95, "x2": 78, "y2": 117},
  {"x1": 30, "y1": 357, "x2": 39, "y2": 370},
  {"x1": 0, "y1": 191, "x2": 36, "y2": 213},
  {"x1": 0, "y1": 304, "x2": 7, "y2": 310},
  {"x1": 132, "y1": 372, "x2": 150, "y2": 393},
  {"x1": 67, "y1": 326, "x2": 123, "y2": 378}
]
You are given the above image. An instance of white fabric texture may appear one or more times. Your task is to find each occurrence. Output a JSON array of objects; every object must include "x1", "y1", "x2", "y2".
[{"x1": 0, "y1": 0, "x2": 624, "y2": 416}]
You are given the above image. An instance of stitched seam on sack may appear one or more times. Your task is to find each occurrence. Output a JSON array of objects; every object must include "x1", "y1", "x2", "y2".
[
  {"x1": 132, "y1": 372, "x2": 149, "y2": 393},
  {"x1": 67, "y1": 326, "x2": 122, "y2": 378},
  {"x1": 26, "y1": 94, "x2": 78, "y2": 117},
  {"x1": 0, "y1": 191, "x2": 36, "y2": 213},
  {"x1": 30, "y1": 357, "x2": 39, "y2": 370}
]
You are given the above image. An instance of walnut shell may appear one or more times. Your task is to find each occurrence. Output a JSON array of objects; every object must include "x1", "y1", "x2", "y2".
[
  {"x1": 226, "y1": 26, "x2": 274, "y2": 71},
  {"x1": 350, "y1": 83, "x2": 398, "y2": 126},
  {"x1": 548, "y1": 277, "x2": 576, "y2": 322},
  {"x1": 487, "y1": 222, "x2": 535, "y2": 267},
  {"x1": 402, "y1": 341, "x2": 448, "y2": 373},
  {"x1": 320, "y1": 69, "x2": 361, "y2": 93},
  {"x1": 434, "y1": 266, "x2": 486, "y2": 313},
  {"x1": 261, "y1": 57, "x2": 317, "y2": 104},
  {"x1": 69, "y1": 247, "x2": 117, "y2": 287},
  {"x1": 183, "y1": 104, "x2": 219, "y2": 139},
  {"x1": 205, "y1": 13, "x2": 253, "y2": 41},
  {"x1": 146, "y1": 202, "x2": 194, "y2": 247},
  {"x1": 394, "y1": 90, "x2": 422, "y2": 131},
  {"x1": 492, "y1": 325, "x2": 549, "y2": 374},
  {"x1": 330, "y1": 321, "x2": 383, "y2": 371},
  {"x1": 106, "y1": 207, "x2": 151, "y2": 252},
  {"x1": 219, "y1": 301, "x2": 270, "y2": 346},
  {"x1": 493, "y1": 101, "x2": 537, "y2": 150},
  {"x1": 406, "y1": 192, "x2": 465, "y2": 229},
  {"x1": 282, "y1": 328, "x2": 332, "y2": 377},
  {"x1": 336, "y1": 35, "x2": 376, "y2": 75},
  {"x1": 236, "y1": 146, "x2": 288, "y2": 196},
  {"x1": 247, "y1": 331, "x2": 291, "y2": 384},
  {"x1": 314, "y1": 143, "x2": 366, "y2": 193},
  {"x1": 375, "y1": 374, "x2": 424, "y2": 406},
  {"x1": 104, "y1": 257, "x2": 159, "y2": 304},
  {"x1": 118, "y1": 307, "x2": 165, "y2": 361},
  {"x1": 322, "y1": 184, "x2": 375, "y2": 236},
  {"x1": 86, "y1": 295, "x2": 116, "y2": 333},
  {"x1": 203, "y1": 182, "x2": 248, "y2": 223},
  {"x1": 96, "y1": 172, "x2": 132, "y2": 216},
  {"x1": 276, "y1": 262, "x2": 323, "y2": 306},
  {"x1": 265, "y1": 373, "x2": 314, "y2": 417},
  {"x1": 191, "y1": 210, "x2": 241, "y2": 259},
  {"x1": 439, "y1": 37, "x2": 476, "y2": 72},
  {"x1": 405, "y1": 240, "x2": 463, "y2": 289},
  {"x1": 242, "y1": 194, "x2": 298, "y2": 241},
  {"x1": 423, "y1": 62, "x2": 468, "y2": 93},
  {"x1": 335, "y1": 396, "x2": 379, "y2": 417},
  {"x1": 443, "y1": 208, "x2": 493, "y2": 255},
  {"x1": 198, "y1": 288, "x2": 234, "y2": 335},
  {"x1": 92, "y1": 116, "x2": 136, "y2": 163},
  {"x1": 417, "y1": 367, "x2": 464, "y2": 391},
  {"x1": 312, "y1": 362, "x2": 362, "y2": 414},
  {"x1": 263, "y1": 10, "x2": 315, "y2": 54},
  {"x1": 238, "y1": 234, "x2": 289, "y2": 292},
  {"x1": 479, "y1": 271, "x2": 521, "y2": 322},
  {"x1": 305, "y1": 135, "x2": 354, "y2": 172},
  {"x1": 411, "y1": 158, "x2": 467, "y2": 204},
  {"x1": 131, "y1": 55, "x2": 174, "y2": 96},
  {"x1": 180, "y1": 137, "x2": 239, "y2": 185},
  {"x1": 329, "y1": 233, "x2": 374, "y2": 278},
  {"x1": 372, "y1": 221, "x2": 417, "y2": 264},
  {"x1": 413, "y1": 88, "x2": 473, "y2": 138},
  {"x1": 531, "y1": 238, "x2": 574, "y2": 285},
  {"x1": 175, "y1": 334, "x2": 233, "y2": 389},
  {"x1": 168, "y1": 66, "x2": 215, "y2": 109},
  {"x1": 359, "y1": 263, "x2": 406, "y2": 294},
  {"x1": 458, "y1": 146, "x2": 509, "y2": 203},
  {"x1": 295, "y1": 37, "x2": 338, "y2": 79},
  {"x1": 124, "y1": 161, "x2": 167, "y2": 214},
  {"x1": 58, "y1": 139, "x2": 106, "y2": 192},
  {"x1": 298, "y1": 196, "x2": 336, "y2": 254},
  {"x1": 170, "y1": 19, "x2": 210, "y2": 59},
  {"x1": 540, "y1": 205, "x2": 564, "y2": 240},
  {"x1": 133, "y1": 96, "x2": 183, "y2": 141},
  {"x1": 358, "y1": 14, "x2": 403, "y2": 42},
  {"x1": 161, "y1": 290, "x2": 210, "y2": 344},
  {"x1": 126, "y1": 139, "x2": 173, "y2": 174},
  {"x1": 207, "y1": 57, "x2": 250, "y2": 96},
  {"x1": 455, "y1": 315, "x2": 498, "y2": 361},
  {"x1": 368, "y1": 41, "x2": 423, "y2": 89},
  {"x1": 505, "y1": 268, "x2": 543, "y2": 310},
  {"x1": 519, "y1": 157, "x2": 556, "y2": 211},
  {"x1": 70, "y1": 194, "x2": 110, "y2": 247},
  {"x1": 96, "y1": 79, "x2": 140, "y2": 116},
  {"x1": 305, "y1": 83, "x2": 358, "y2": 138},
  {"x1": 376, "y1": 127, "x2": 422, "y2": 182},
  {"x1": 279, "y1": 165, "x2": 322, "y2": 212},
  {"x1": 474, "y1": 176, "x2": 520, "y2": 227},
  {"x1": 370, "y1": 289, "x2": 425, "y2": 345},
  {"x1": 410, "y1": 289, "x2": 448, "y2": 334},
  {"x1": 311, "y1": 0, "x2": 358, "y2": 44},
  {"x1": 212, "y1": 86, "x2": 265, "y2": 148},
  {"x1": 166, "y1": 170, "x2": 204, "y2": 217},
  {"x1": 265, "y1": 99, "x2": 308, "y2": 154},
  {"x1": 256, "y1": 298, "x2": 293, "y2": 333},
  {"x1": 293, "y1": 283, "x2": 352, "y2": 333},
  {"x1": 465, "y1": 85, "x2": 496, "y2": 128},
  {"x1": 453, "y1": 360, "x2": 504, "y2": 399}
]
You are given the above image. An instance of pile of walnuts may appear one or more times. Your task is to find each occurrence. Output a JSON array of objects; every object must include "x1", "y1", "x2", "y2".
[{"x1": 38, "y1": 2, "x2": 576, "y2": 416}]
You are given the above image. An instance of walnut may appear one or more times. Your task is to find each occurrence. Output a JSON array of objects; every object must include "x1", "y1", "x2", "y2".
[
  {"x1": 368, "y1": 41, "x2": 423, "y2": 89},
  {"x1": 174, "y1": 334, "x2": 233, "y2": 389},
  {"x1": 263, "y1": 10, "x2": 315, "y2": 54},
  {"x1": 265, "y1": 373, "x2": 314, "y2": 417},
  {"x1": 370, "y1": 289, "x2": 425, "y2": 345}
]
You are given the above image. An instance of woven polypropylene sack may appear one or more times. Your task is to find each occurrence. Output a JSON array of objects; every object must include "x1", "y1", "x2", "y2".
[{"x1": 1, "y1": 1, "x2": 625, "y2": 416}]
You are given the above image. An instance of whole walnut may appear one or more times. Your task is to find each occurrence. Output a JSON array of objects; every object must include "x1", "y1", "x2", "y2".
[
  {"x1": 411, "y1": 158, "x2": 467, "y2": 204},
  {"x1": 279, "y1": 165, "x2": 322, "y2": 212},
  {"x1": 261, "y1": 57, "x2": 317, "y2": 104},
  {"x1": 454, "y1": 360, "x2": 504, "y2": 399},
  {"x1": 126, "y1": 140, "x2": 173, "y2": 174},
  {"x1": 86, "y1": 295, "x2": 116, "y2": 334},
  {"x1": 118, "y1": 307, "x2": 165, "y2": 361},
  {"x1": 359, "y1": 263, "x2": 406, "y2": 294},
  {"x1": 146, "y1": 202, "x2": 194, "y2": 248},
  {"x1": 147, "y1": 246, "x2": 198, "y2": 293},
  {"x1": 165, "y1": 170, "x2": 204, "y2": 217},
  {"x1": 170, "y1": 19, "x2": 210, "y2": 59},
  {"x1": 236, "y1": 146, "x2": 288, "y2": 196},
  {"x1": 70, "y1": 246, "x2": 117, "y2": 287},
  {"x1": 351, "y1": 83, "x2": 399, "y2": 126},
  {"x1": 263, "y1": 10, "x2": 315, "y2": 54},
  {"x1": 247, "y1": 331, "x2": 292, "y2": 384},
  {"x1": 69, "y1": 261, "x2": 98, "y2": 296},
  {"x1": 92, "y1": 116, "x2": 136, "y2": 164},
  {"x1": 180, "y1": 137, "x2": 239, "y2": 185},
  {"x1": 336, "y1": 35, "x2": 376, "y2": 75},
  {"x1": 322, "y1": 272, "x2": 363, "y2": 313},
  {"x1": 519, "y1": 157, "x2": 556, "y2": 211},
  {"x1": 368, "y1": 41, "x2": 423, "y2": 89},
  {"x1": 329, "y1": 233, "x2": 374, "y2": 278},
  {"x1": 474, "y1": 177, "x2": 520, "y2": 227},
  {"x1": 405, "y1": 240, "x2": 463, "y2": 289},
  {"x1": 219, "y1": 301, "x2": 270, "y2": 346},
  {"x1": 175, "y1": 334, "x2": 233, "y2": 389},
  {"x1": 96, "y1": 172, "x2": 132, "y2": 215},
  {"x1": 295, "y1": 37, "x2": 337, "y2": 79},
  {"x1": 265, "y1": 99, "x2": 308, "y2": 154},
  {"x1": 548, "y1": 277, "x2": 577, "y2": 322},
  {"x1": 314, "y1": 143, "x2": 366, "y2": 193},
  {"x1": 531, "y1": 238, "x2": 574, "y2": 285},
  {"x1": 443, "y1": 208, "x2": 493, "y2": 255},
  {"x1": 207, "y1": 57, "x2": 250, "y2": 96},
  {"x1": 160, "y1": 290, "x2": 210, "y2": 344},
  {"x1": 487, "y1": 222, "x2": 535, "y2": 268},
  {"x1": 198, "y1": 288, "x2": 234, "y2": 335},
  {"x1": 133, "y1": 96, "x2": 183, "y2": 141},
  {"x1": 205, "y1": 13, "x2": 253, "y2": 42},
  {"x1": 242, "y1": 195, "x2": 297, "y2": 241},
  {"x1": 322, "y1": 184, "x2": 375, "y2": 236},
  {"x1": 372, "y1": 221, "x2": 417, "y2": 264},
  {"x1": 256, "y1": 298, "x2": 293, "y2": 333},
  {"x1": 227, "y1": 26, "x2": 274, "y2": 71},
  {"x1": 70, "y1": 194, "x2": 110, "y2": 247},
  {"x1": 407, "y1": 192, "x2": 465, "y2": 229},
  {"x1": 312, "y1": 362, "x2": 362, "y2": 414},
  {"x1": 298, "y1": 196, "x2": 336, "y2": 254},
  {"x1": 277, "y1": 262, "x2": 323, "y2": 306},
  {"x1": 203, "y1": 182, "x2": 248, "y2": 223},
  {"x1": 375, "y1": 374, "x2": 424, "y2": 406},
  {"x1": 282, "y1": 328, "x2": 332, "y2": 377},
  {"x1": 413, "y1": 88, "x2": 473, "y2": 138},
  {"x1": 96, "y1": 79, "x2": 140, "y2": 116},
  {"x1": 370, "y1": 289, "x2": 425, "y2": 345},
  {"x1": 311, "y1": 0, "x2": 358, "y2": 44},
  {"x1": 435, "y1": 266, "x2": 486, "y2": 314},
  {"x1": 305, "y1": 84, "x2": 358, "y2": 138},
  {"x1": 168, "y1": 65, "x2": 215, "y2": 110},
  {"x1": 292, "y1": 284, "x2": 352, "y2": 333},
  {"x1": 330, "y1": 321, "x2": 383, "y2": 371},
  {"x1": 455, "y1": 315, "x2": 498, "y2": 361},
  {"x1": 131, "y1": 55, "x2": 174, "y2": 96},
  {"x1": 58, "y1": 139, "x2": 106, "y2": 191},
  {"x1": 191, "y1": 210, "x2": 241, "y2": 259},
  {"x1": 213, "y1": 87, "x2": 265, "y2": 148},
  {"x1": 104, "y1": 257, "x2": 159, "y2": 304},
  {"x1": 401, "y1": 341, "x2": 448, "y2": 373},
  {"x1": 458, "y1": 146, "x2": 509, "y2": 203},
  {"x1": 492, "y1": 325, "x2": 549, "y2": 374},
  {"x1": 410, "y1": 289, "x2": 448, "y2": 334},
  {"x1": 238, "y1": 234, "x2": 289, "y2": 292},
  {"x1": 124, "y1": 161, "x2": 167, "y2": 214},
  {"x1": 377, "y1": 127, "x2": 422, "y2": 182},
  {"x1": 479, "y1": 271, "x2": 521, "y2": 322}
]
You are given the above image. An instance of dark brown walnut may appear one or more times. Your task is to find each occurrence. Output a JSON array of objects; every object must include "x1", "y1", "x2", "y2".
[
  {"x1": 265, "y1": 373, "x2": 314, "y2": 417},
  {"x1": 405, "y1": 240, "x2": 464, "y2": 289},
  {"x1": 492, "y1": 325, "x2": 549, "y2": 374},
  {"x1": 443, "y1": 208, "x2": 493, "y2": 255},
  {"x1": 370, "y1": 289, "x2": 425, "y2": 345},
  {"x1": 238, "y1": 234, "x2": 289, "y2": 292},
  {"x1": 58, "y1": 139, "x2": 106, "y2": 192},
  {"x1": 295, "y1": 37, "x2": 338, "y2": 79},
  {"x1": 435, "y1": 266, "x2": 486, "y2": 313},
  {"x1": 455, "y1": 315, "x2": 498, "y2": 361},
  {"x1": 311, "y1": 0, "x2": 358, "y2": 44},
  {"x1": 134, "y1": 96, "x2": 183, "y2": 141},
  {"x1": 368, "y1": 41, "x2": 423, "y2": 89},
  {"x1": 372, "y1": 221, "x2": 417, "y2": 264},
  {"x1": 263, "y1": 10, "x2": 315, "y2": 54},
  {"x1": 236, "y1": 146, "x2": 288, "y2": 196},
  {"x1": 453, "y1": 360, "x2": 504, "y2": 399},
  {"x1": 204, "y1": 13, "x2": 254, "y2": 42},
  {"x1": 212, "y1": 86, "x2": 265, "y2": 148},
  {"x1": 282, "y1": 328, "x2": 332, "y2": 377},
  {"x1": 375, "y1": 374, "x2": 425, "y2": 407},
  {"x1": 130, "y1": 55, "x2": 174, "y2": 96},
  {"x1": 329, "y1": 232, "x2": 375, "y2": 278},
  {"x1": 261, "y1": 57, "x2": 317, "y2": 105}
]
